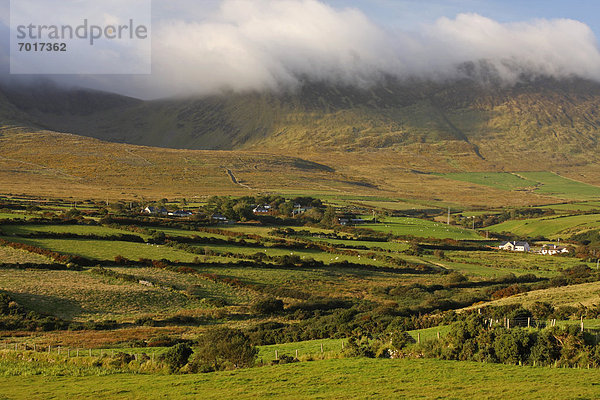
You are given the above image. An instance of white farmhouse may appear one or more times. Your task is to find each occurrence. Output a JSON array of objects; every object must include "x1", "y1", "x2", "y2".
[{"x1": 499, "y1": 241, "x2": 530, "y2": 252}]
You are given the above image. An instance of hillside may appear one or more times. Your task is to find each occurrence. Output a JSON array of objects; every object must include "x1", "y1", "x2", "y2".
[
  {"x1": 0, "y1": 126, "x2": 574, "y2": 205},
  {"x1": 3, "y1": 77, "x2": 600, "y2": 168},
  {"x1": 3, "y1": 77, "x2": 600, "y2": 204}
]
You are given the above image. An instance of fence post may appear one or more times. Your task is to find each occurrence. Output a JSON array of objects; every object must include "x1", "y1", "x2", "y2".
[
  {"x1": 295, "y1": 349, "x2": 298, "y2": 359},
  {"x1": 320, "y1": 343, "x2": 324, "y2": 353},
  {"x1": 507, "y1": 319, "x2": 510, "y2": 329},
  {"x1": 527, "y1": 317, "x2": 530, "y2": 328},
  {"x1": 89, "y1": 349, "x2": 92, "y2": 357},
  {"x1": 417, "y1": 333, "x2": 420, "y2": 344},
  {"x1": 341, "y1": 341, "x2": 344, "y2": 350},
  {"x1": 581, "y1": 316, "x2": 584, "y2": 333},
  {"x1": 58, "y1": 346, "x2": 61, "y2": 355},
  {"x1": 48, "y1": 345, "x2": 51, "y2": 353},
  {"x1": 437, "y1": 331, "x2": 440, "y2": 340},
  {"x1": 275, "y1": 350, "x2": 278, "y2": 360}
]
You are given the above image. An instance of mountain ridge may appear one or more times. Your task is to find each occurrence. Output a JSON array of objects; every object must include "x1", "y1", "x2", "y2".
[{"x1": 2, "y1": 76, "x2": 600, "y2": 170}]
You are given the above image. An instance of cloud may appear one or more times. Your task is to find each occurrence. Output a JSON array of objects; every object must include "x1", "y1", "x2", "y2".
[
  {"x1": 147, "y1": 1, "x2": 600, "y2": 97},
  {"x1": 3, "y1": 0, "x2": 600, "y2": 98}
]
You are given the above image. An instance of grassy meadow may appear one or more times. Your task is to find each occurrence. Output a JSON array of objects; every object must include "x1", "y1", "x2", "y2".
[
  {"x1": 1, "y1": 357, "x2": 599, "y2": 399},
  {"x1": 2, "y1": 187, "x2": 600, "y2": 399},
  {"x1": 360, "y1": 216, "x2": 483, "y2": 240},
  {"x1": 486, "y1": 213, "x2": 600, "y2": 238}
]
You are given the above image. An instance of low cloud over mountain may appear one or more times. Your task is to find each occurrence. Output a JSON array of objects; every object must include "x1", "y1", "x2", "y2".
[{"x1": 2, "y1": 0, "x2": 600, "y2": 99}]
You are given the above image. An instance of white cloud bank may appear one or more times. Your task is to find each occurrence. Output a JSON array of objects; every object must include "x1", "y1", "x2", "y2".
[{"x1": 5, "y1": 0, "x2": 600, "y2": 98}]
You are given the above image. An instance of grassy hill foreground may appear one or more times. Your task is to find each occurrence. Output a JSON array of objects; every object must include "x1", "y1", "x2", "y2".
[{"x1": 1, "y1": 357, "x2": 598, "y2": 400}]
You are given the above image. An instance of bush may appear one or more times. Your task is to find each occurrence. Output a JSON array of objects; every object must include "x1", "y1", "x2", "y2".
[
  {"x1": 190, "y1": 328, "x2": 257, "y2": 372},
  {"x1": 251, "y1": 298, "x2": 284, "y2": 315},
  {"x1": 162, "y1": 343, "x2": 194, "y2": 372},
  {"x1": 493, "y1": 329, "x2": 531, "y2": 365}
]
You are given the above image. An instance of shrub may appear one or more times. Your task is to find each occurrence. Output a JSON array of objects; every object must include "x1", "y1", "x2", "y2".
[
  {"x1": 190, "y1": 328, "x2": 257, "y2": 372},
  {"x1": 251, "y1": 298, "x2": 284, "y2": 315},
  {"x1": 493, "y1": 329, "x2": 532, "y2": 365},
  {"x1": 162, "y1": 343, "x2": 193, "y2": 372}
]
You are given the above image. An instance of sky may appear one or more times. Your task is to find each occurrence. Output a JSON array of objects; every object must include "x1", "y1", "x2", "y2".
[{"x1": 1, "y1": 0, "x2": 600, "y2": 99}]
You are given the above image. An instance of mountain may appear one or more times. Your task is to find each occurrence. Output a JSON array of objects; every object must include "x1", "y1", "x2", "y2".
[{"x1": 2, "y1": 76, "x2": 600, "y2": 171}]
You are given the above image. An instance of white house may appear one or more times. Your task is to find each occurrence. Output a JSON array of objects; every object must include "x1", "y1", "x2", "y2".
[
  {"x1": 252, "y1": 205, "x2": 272, "y2": 214},
  {"x1": 168, "y1": 210, "x2": 193, "y2": 217},
  {"x1": 143, "y1": 206, "x2": 168, "y2": 215},
  {"x1": 541, "y1": 244, "x2": 569, "y2": 255},
  {"x1": 211, "y1": 213, "x2": 228, "y2": 223},
  {"x1": 499, "y1": 241, "x2": 530, "y2": 252}
]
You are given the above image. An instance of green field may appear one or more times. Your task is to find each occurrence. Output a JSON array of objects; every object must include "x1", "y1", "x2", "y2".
[
  {"x1": 0, "y1": 237, "x2": 201, "y2": 263},
  {"x1": 466, "y1": 280, "x2": 600, "y2": 310},
  {"x1": 360, "y1": 217, "x2": 483, "y2": 240},
  {"x1": 0, "y1": 224, "x2": 147, "y2": 238},
  {"x1": 518, "y1": 172, "x2": 600, "y2": 200},
  {"x1": 0, "y1": 246, "x2": 52, "y2": 264},
  {"x1": 441, "y1": 171, "x2": 600, "y2": 201},
  {"x1": 440, "y1": 172, "x2": 534, "y2": 191},
  {"x1": 436, "y1": 250, "x2": 592, "y2": 278},
  {"x1": 1, "y1": 357, "x2": 599, "y2": 399},
  {"x1": 0, "y1": 269, "x2": 208, "y2": 321},
  {"x1": 0, "y1": 213, "x2": 32, "y2": 220},
  {"x1": 191, "y1": 243, "x2": 386, "y2": 267},
  {"x1": 540, "y1": 201, "x2": 600, "y2": 213},
  {"x1": 486, "y1": 213, "x2": 600, "y2": 238}
]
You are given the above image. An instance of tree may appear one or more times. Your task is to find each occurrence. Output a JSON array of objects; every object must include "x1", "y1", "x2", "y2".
[{"x1": 320, "y1": 206, "x2": 337, "y2": 227}]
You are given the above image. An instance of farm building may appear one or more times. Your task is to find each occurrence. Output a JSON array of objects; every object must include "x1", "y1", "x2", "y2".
[
  {"x1": 252, "y1": 205, "x2": 272, "y2": 214},
  {"x1": 540, "y1": 244, "x2": 569, "y2": 255},
  {"x1": 211, "y1": 213, "x2": 229, "y2": 223},
  {"x1": 142, "y1": 206, "x2": 168, "y2": 215},
  {"x1": 168, "y1": 210, "x2": 193, "y2": 217},
  {"x1": 499, "y1": 241, "x2": 530, "y2": 252}
]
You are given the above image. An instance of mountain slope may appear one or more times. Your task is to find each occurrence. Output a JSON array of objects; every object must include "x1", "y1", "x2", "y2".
[{"x1": 2, "y1": 77, "x2": 600, "y2": 181}]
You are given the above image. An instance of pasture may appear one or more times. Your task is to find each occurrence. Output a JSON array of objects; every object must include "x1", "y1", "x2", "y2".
[
  {"x1": 486, "y1": 213, "x2": 600, "y2": 238},
  {"x1": 0, "y1": 269, "x2": 207, "y2": 321},
  {"x1": 0, "y1": 224, "x2": 147, "y2": 238},
  {"x1": 439, "y1": 172, "x2": 534, "y2": 191},
  {"x1": 359, "y1": 216, "x2": 483, "y2": 240},
  {"x1": 0, "y1": 238, "x2": 202, "y2": 263},
  {"x1": 0, "y1": 246, "x2": 53, "y2": 264},
  {"x1": 1, "y1": 357, "x2": 598, "y2": 399},
  {"x1": 466, "y1": 280, "x2": 600, "y2": 310},
  {"x1": 440, "y1": 171, "x2": 600, "y2": 201}
]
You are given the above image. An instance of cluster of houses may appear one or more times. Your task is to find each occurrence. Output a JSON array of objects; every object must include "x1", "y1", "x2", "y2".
[
  {"x1": 142, "y1": 206, "x2": 193, "y2": 217},
  {"x1": 142, "y1": 203, "x2": 313, "y2": 223},
  {"x1": 498, "y1": 241, "x2": 569, "y2": 255},
  {"x1": 252, "y1": 204, "x2": 314, "y2": 216},
  {"x1": 142, "y1": 206, "x2": 229, "y2": 223}
]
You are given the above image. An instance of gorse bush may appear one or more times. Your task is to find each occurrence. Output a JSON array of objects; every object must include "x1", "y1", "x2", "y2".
[
  {"x1": 189, "y1": 328, "x2": 258, "y2": 373},
  {"x1": 415, "y1": 315, "x2": 600, "y2": 368},
  {"x1": 162, "y1": 343, "x2": 193, "y2": 372}
]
